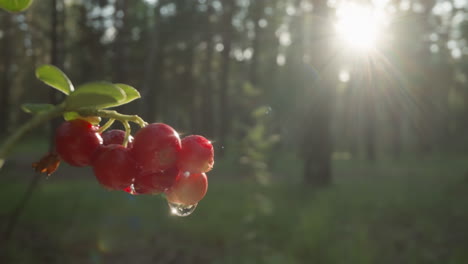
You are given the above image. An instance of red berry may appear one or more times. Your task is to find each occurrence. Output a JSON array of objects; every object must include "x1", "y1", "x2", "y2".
[
  {"x1": 102, "y1": 129, "x2": 133, "y2": 147},
  {"x1": 178, "y1": 135, "x2": 214, "y2": 173},
  {"x1": 55, "y1": 119, "x2": 103, "y2": 167},
  {"x1": 166, "y1": 172, "x2": 208, "y2": 205},
  {"x1": 123, "y1": 185, "x2": 135, "y2": 194},
  {"x1": 134, "y1": 167, "x2": 179, "y2": 194},
  {"x1": 131, "y1": 123, "x2": 181, "y2": 173},
  {"x1": 92, "y1": 144, "x2": 138, "y2": 190}
]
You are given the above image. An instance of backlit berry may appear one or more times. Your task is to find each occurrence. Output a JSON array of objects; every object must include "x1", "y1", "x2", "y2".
[
  {"x1": 178, "y1": 135, "x2": 214, "y2": 173},
  {"x1": 92, "y1": 144, "x2": 138, "y2": 190},
  {"x1": 55, "y1": 119, "x2": 102, "y2": 167},
  {"x1": 102, "y1": 129, "x2": 133, "y2": 147},
  {"x1": 166, "y1": 172, "x2": 208, "y2": 205},
  {"x1": 131, "y1": 123, "x2": 181, "y2": 172},
  {"x1": 134, "y1": 166, "x2": 179, "y2": 194}
]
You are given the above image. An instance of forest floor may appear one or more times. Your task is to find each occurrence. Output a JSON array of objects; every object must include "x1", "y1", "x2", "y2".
[{"x1": 1, "y1": 138, "x2": 468, "y2": 263}]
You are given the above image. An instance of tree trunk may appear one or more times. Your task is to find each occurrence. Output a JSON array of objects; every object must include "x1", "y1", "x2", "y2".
[
  {"x1": 386, "y1": 76, "x2": 402, "y2": 160},
  {"x1": 301, "y1": 0, "x2": 333, "y2": 187},
  {"x1": 364, "y1": 96, "x2": 376, "y2": 161},
  {"x1": 218, "y1": 2, "x2": 234, "y2": 157},
  {"x1": 249, "y1": 0, "x2": 263, "y2": 87},
  {"x1": 0, "y1": 14, "x2": 12, "y2": 136},
  {"x1": 49, "y1": 0, "x2": 64, "y2": 147},
  {"x1": 200, "y1": 5, "x2": 215, "y2": 138},
  {"x1": 302, "y1": 90, "x2": 333, "y2": 187},
  {"x1": 141, "y1": 3, "x2": 165, "y2": 122},
  {"x1": 113, "y1": 0, "x2": 129, "y2": 83},
  {"x1": 390, "y1": 111, "x2": 402, "y2": 159},
  {"x1": 184, "y1": 39, "x2": 197, "y2": 132}
]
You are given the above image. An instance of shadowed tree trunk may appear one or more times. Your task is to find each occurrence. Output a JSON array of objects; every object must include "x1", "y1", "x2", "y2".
[
  {"x1": 113, "y1": 0, "x2": 129, "y2": 83},
  {"x1": 49, "y1": 0, "x2": 64, "y2": 143},
  {"x1": 390, "y1": 110, "x2": 402, "y2": 159},
  {"x1": 184, "y1": 38, "x2": 197, "y2": 132},
  {"x1": 183, "y1": 3, "x2": 199, "y2": 133},
  {"x1": 385, "y1": 75, "x2": 402, "y2": 160},
  {"x1": 362, "y1": 64, "x2": 377, "y2": 161},
  {"x1": 200, "y1": 4, "x2": 215, "y2": 138},
  {"x1": 249, "y1": 0, "x2": 263, "y2": 87},
  {"x1": 0, "y1": 14, "x2": 12, "y2": 136},
  {"x1": 141, "y1": 2, "x2": 166, "y2": 122},
  {"x1": 301, "y1": 0, "x2": 333, "y2": 187},
  {"x1": 364, "y1": 91, "x2": 376, "y2": 161},
  {"x1": 218, "y1": 2, "x2": 234, "y2": 157}
]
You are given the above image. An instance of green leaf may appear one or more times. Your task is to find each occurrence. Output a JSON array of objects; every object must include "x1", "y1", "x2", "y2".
[
  {"x1": 114, "y1": 83, "x2": 141, "y2": 104},
  {"x1": 21, "y1": 103, "x2": 55, "y2": 114},
  {"x1": 63, "y1": 112, "x2": 101, "y2": 125},
  {"x1": 65, "y1": 82, "x2": 126, "y2": 110},
  {"x1": 36, "y1": 64, "x2": 74, "y2": 95},
  {"x1": 0, "y1": 0, "x2": 33, "y2": 12}
]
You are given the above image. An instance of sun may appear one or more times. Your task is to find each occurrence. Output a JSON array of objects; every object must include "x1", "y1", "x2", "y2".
[{"x1": 335, "y1": 3, "x2": 386, "y2": 51}]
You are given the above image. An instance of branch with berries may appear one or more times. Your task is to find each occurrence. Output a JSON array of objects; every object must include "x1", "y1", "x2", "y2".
[{"x1": 0, "y1": 65, "x2": 214, "y2": 216}]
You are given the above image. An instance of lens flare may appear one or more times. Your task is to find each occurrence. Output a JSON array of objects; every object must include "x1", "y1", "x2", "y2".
[{"x1": 335, "y1": 3, "x2": 387, "y2": 51}]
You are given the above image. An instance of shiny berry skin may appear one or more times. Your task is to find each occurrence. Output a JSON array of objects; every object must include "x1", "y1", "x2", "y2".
[
  {"x1": 134, "y1": 166, "x2": 179, "y2": 194},
  {"x1": 131, "y1": 123, "x2": 181, "y2": 173},
  {"x1": 102, "y1": 129, "x2": 133, "y2": 147},
  {"x1": 166, "y1": 172, "x2": 208, "y2": 205},
  {"x1": 178, "y1": 135, "x2": 214, "y2": 173},
  {"x1": 123, "y1": 185, "x2": 136, "y2": 195},
  {"x1": 55, "y1": 119, "x2": 103, "y2": 167},
  {"x1": 92, "y1": 144, "x2": 138, "y2": 190}
]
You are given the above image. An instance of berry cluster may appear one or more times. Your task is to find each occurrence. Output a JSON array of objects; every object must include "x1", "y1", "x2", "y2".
[{"x1": 55, "y1": 119, "x2": 213, "y2": 207}]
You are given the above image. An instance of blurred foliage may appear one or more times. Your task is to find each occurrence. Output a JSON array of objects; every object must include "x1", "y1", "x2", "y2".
[
  {"x1": 0, "y1": 0, "x2": 33, "y2": 12},
  {"x1": 1, "y1": 156, "x2": 468, "y2": 263},
  {"x1": 2, "y1": 0, "x2": 468, "y2": 262},
  {"x1": 1, "y1": 0, "x2": 467, "y2": 159}
]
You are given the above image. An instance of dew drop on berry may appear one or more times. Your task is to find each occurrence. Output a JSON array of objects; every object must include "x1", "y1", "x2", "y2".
[{"x1": 167, "y1": 201, "x2": 197, "y2": 217}]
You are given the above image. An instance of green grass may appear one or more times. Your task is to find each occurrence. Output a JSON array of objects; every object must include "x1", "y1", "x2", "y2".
[{"x1": 1, "y1": 156, "x2": 468, "y2": 263}]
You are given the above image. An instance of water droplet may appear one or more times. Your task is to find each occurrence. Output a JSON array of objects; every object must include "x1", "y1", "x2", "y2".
[{"x1": 168, "y1": 202, "x2": 197, "y2": 217}]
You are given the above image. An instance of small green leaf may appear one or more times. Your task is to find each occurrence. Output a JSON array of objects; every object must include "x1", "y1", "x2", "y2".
[
  {"x1": 0, "y1": 0, "x2": 33, "y2": 12},
  {"x1": 114, "y1": 83, "x2": 141, "y2": 104},
  {"x1": 63, "y1": 112, "x2": 101, "y2": 125},
  {"x1": 36, "y1": 64, "x2": 74, "y2": 95},
  {"x1": 21, "y1": 103, "x2": 55, "y2": 114},
  {"x1": 65, "y1": 82, "x2": 126, "y2": 110}
]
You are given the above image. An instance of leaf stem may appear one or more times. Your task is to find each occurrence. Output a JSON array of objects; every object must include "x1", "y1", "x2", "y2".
[
  {"x1": 122, "y1": 121, "x2": 131, "y2": 147},
  {"x1": 78, "y1": 109, "x2": 147, "y2": 128},
  {"x1": 98, "y1": 118, "x2": 115, "y2": 133},
  {"x1": 0, "y1": 104, "x2": 66, "y2": 169}
]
